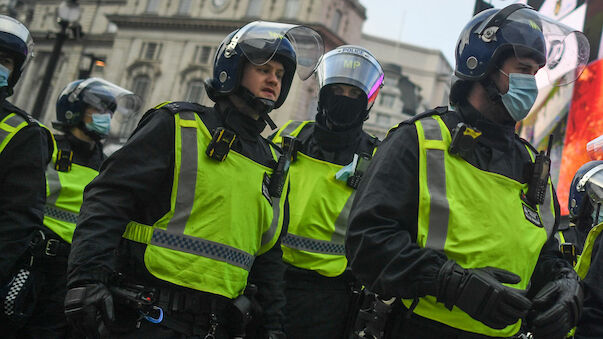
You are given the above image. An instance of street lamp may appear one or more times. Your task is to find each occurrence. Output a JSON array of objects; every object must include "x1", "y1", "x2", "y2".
[{"x1": 32, "y1": 0, "x2": 81, "y2": 120}]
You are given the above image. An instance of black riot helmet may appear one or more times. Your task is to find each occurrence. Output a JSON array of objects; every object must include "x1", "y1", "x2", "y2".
[
  {"x1": 316, "y1": 45, "x2": 384, "y2": 129},
  {"x1": 569, "y1": 161, "x2": 603, "y2": 229},
  {"x1": 54, "y1": 78, "x2": 141, "y2": 139},
  {"x1": 205, "y1": 21, "x2": 324, "y2": 129},
  {"x1": 450, "y1": 4, "x2": 589, "y2": 105},
  {"x1": 0, "y1": 15, "x2": 33, "y2": 96}
]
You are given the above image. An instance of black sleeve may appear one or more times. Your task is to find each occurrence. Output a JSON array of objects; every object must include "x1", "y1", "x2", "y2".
[
  {"x1": 0, "y1": 125, "x2": 50, "y2": 283},
  {"x1": 67, "y1": 110, "x2": 175, "y2": 287},
  {"x1": 345, "y1": 124, "x2": 448, "y2": 299},
  {"x1": 575, "y1": 233, "x2": 603, "y2": 339},
  {"x1": 247, "y1": 186, "x2": 290, "y2": 332}
]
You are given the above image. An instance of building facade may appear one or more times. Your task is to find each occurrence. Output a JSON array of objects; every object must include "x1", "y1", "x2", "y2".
[{"x1": 5, "y1": 0, "x2": 451, "y2": 142}]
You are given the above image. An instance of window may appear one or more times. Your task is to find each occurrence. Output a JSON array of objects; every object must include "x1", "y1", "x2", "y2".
[
  {"x1": 284, "y1": 0, "x2": 300, "y2": 19},
  {"x1": 331, "y1": 9, "x2": 342, "y2": 33},
  {"x1": 185, "y1": 80, "x2": 205, "y2": 103},
  {"x1": 178, "y1": 0, "x2": 192, "y2": 15},
  {"x1": 140, "y1": 42, "x2": 162, "y2": 60},
  {"x1": 121, "y1": 75, "x2": 151, "y2": 139},
  {"x1": 379, "y1": 93, "x2": 395, "y2": 108},
  {"x1": 246, "y1": 0, "x2": 263, "y2": 17},
  {"x1": 146, "y1": 0, "x2": 160, "y2": 13},
  {"x1": 195, "y1": 46, "x2": 212, "y2": 64}
]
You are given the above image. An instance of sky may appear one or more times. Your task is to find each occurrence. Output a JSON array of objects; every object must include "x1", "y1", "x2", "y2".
[{"x1": 357, "y1": 0, "x2": 524, "y2": 66}]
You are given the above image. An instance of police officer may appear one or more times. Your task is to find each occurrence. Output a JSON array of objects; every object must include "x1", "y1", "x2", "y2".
[
  {"x1": 568, "y1": 160, "x2": 603, "y2": 338},
  {"x1": 346, "y1": 4, "x2": 588, "y2": 339},
  {"x1": 270, "y1": 45, "x2": 383, "y2": 339},
  {"x1": 17, "y1": 78, "x2": 139, "y2": 337},
  {"x1": 64, "y1": 21, "x2": 323, "y2": 338},
  {"x1": 0, "y1": 15, "x2": 54, "y2": 337}
]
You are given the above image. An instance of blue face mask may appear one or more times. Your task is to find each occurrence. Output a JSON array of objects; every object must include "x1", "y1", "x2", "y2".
[
  {"x1": 0, "y1": 64, "x2": 10, "y2": 88},
  {"x1": 499, "y1": 71, "x2": 539, "y2": 121},
  {"x1": 85, "y1": 113, "x2": 111, "y2": 136}
]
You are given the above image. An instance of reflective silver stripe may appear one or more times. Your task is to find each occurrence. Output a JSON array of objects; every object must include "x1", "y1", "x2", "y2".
[
  {"x1": 45, "y1": 163, "x2": 62, "y2": 205},
  {"x1": 0, "y1": 114, "x2": 26, "y2": 148},
  {"x1": 44, "y1": 205, "x2": 78, "y2": 224},
  {"x1": 4, "y1": 114, "x2": 25, "y2": 128},
  {"x1": 540, "y1": 183, "x2": 555, "y2": 238},
  {"x1": 282, "y1": 233, "x2": 345, "y2": 255},
  {"x1": 331, "y1": 191, "x2": 356, "y2": 245},
  {"x1": 166, "y1": 112, "x2": 197, "y2": 234},
  {"x1": 421, "y1": 118, "x2": 449, "y2": 251},
  {"x1": 261, "y1": 197, "x2": 280, "y2": 246},
  {"x1": 280, "y1": 121, "x2": 303, "y2": 137},
  {"x1": 151, "y1": 229, "x2": 255, "y2": 270}
]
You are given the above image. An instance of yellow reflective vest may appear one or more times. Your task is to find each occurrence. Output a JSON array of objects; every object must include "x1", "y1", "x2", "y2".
[
  {"x1": 402, "y1": 115, "x2": 556, "y2": 337},
  {"x1": 272, "y1": 120, "x2": 376, "y2": 277},
  {"x1": 123, "y1": 111, "x2": 287, "y2": 299},
  {"x1": 43, "y1": 136, "x2": 100, "y2": 243}
]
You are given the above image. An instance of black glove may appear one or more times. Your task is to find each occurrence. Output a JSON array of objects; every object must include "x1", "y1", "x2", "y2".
[
  {"x1": 436, "y1": 260, "x2": 532, "y2": 329},
  {"x1": 266, "y1": 329, "x2": 286, "y2": 339},
  {"x1": 528, "y1": 269, "x2": 583, "y2": 339},
  {"x1": 64, "y1": 283, "x2": 115, "y2": 339}
]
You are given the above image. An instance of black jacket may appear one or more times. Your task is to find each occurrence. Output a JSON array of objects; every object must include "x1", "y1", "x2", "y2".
[
  {"x1": 67, "y1": 102, "x2": 287, "y2": 331},
  {"x1": 346, "y1": 103, "x2": 569, "y2": 334},
  {"x1": 0, "y1": 100, "x2": 52, "y2": 283},
  {"x1": 575, "y1": 226, "x2": 603, "y2": 339}
]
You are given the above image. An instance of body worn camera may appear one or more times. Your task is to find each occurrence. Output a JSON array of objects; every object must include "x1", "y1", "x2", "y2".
[
  {"x1": 268, "y1": 135, "x2": 297, "y2": 198},
  {"x1": 206, "y1": 127, "x2": 236, "y2": 161},
  {"x1": 449, "y1": 123, "x2": 482, "y2": 158},
  {"x1": 347, "y1": 153, "x2": 372, "y2": 189}
]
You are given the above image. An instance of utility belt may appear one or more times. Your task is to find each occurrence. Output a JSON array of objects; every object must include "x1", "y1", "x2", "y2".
[
  {"x1": 111, "y1": 282, "x2": 258, "y2": 338},
  {"x1": 29, "y1": 231, "x2": 70, "y2": 260}
]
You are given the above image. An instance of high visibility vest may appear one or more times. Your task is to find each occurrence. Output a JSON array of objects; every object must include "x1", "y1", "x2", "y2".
[
  {"x1": 273, "y1": 120, "x2": 375, "y2": 277},
  {"x1": 122, "y1": 111, "x2": 286, "y2": 299},
  {"x1": 402, "y1": 115, "x2": 555, "y2": 337},
  {"x1": 575, "y1": 221, "x2": 603, "y2": 280},
  {"x1": 0, "y1": 112, "x2": 31, "y2": 154},
  {"x1": 43, "y1": 137, "x2": 99, "y2": 243}
]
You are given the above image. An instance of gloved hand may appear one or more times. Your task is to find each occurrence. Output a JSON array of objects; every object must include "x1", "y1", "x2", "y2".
[
  {"x1": 64, "y1": 283, "x2": 115, "y2": 339},
  {"x1": 266, "y1": 329, "x2": 287, "y2": 339},
  {"x1": 436, "y1": 260, "x2": 532, "y2": 329},
  {"x1": 528, "y1": 269, "x2": 583, "y2": 339}
]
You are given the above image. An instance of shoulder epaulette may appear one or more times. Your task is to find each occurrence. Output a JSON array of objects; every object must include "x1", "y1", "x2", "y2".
[
  {"x1": 386, "y1": 106, "x2": 450, "y2": 137},
  {"x1": 160, "y1": 101, "x2": 206, "y2": 115}
]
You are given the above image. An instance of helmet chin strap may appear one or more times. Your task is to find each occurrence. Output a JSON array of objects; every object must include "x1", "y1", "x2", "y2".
[{"x1": 237, "y1": 87, "x2": 278, "y2": 130}]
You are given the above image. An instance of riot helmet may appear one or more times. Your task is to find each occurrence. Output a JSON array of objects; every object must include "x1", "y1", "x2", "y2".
[
  {"x1": 0, "y1": 15, "x2": 33, "y2": 96},
  {"x1": 54, "y1": 78, "x2": 142, "y2": 139},
  {"x1": 569, "y1": 161, "x2": 603, "y2": 229},
  {"x1": 450, "y1": 4, "x2": 589, "y2": 105},
  {"x1": 205, "y1": 21, "x2": 323, "y2": 129},
  {"x1": 316, "y1": 45, "x2": 384, "y2": 129}
]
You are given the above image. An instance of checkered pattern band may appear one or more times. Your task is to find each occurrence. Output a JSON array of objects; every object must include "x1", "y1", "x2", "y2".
[
  {"x1": 4, "y1": 269, "x2": 30, "y2": 316},
  {"x1": 44, "y1": 205, "x2": 78, "y2": 224},
  {"x1": 151, "y1": 229, "x2": 255, "y2": 271},
  {"x1": 282, "y1": 233, "x2": 345, "y2": 255}
]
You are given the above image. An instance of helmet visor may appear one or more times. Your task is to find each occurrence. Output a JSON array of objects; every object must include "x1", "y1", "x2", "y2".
[
  {"x1": 0, "y1": 15, "x2": 33, "y2": 71},
  {"x1": 501, "y1": 8, "x2": 589, "y2": 86},
  {"x1": 582, "y1": 165, "x2": 603, "y2": 207},
  {"x1": 234, "y1": 21, "x2": 324, "y2": 80},
  {"x1": 74, "y1": 78, "x2": 142, "y2": 117},
  {"x1": 317, "y1": 46, "x2": 384, "y2": 108}
]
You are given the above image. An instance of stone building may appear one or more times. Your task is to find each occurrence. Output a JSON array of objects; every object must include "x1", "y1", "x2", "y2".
[{"x1": 4, "y1": 0, "x2": 451, "y2": 143}]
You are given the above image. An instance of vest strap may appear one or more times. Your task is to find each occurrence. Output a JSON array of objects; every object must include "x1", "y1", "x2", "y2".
[
  {"x1": 0, "y1": 113, "x2": 27, "y2": 153},
  {"x1": 282, "y1": 233, "x2": 345, "y2": 255}
]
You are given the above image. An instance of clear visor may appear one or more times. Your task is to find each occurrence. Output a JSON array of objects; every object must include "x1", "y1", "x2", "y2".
[
  {"x1": 317, "y1": 47, "x2": 384, "y2": 107},
  {"x1": 234, "y1": 21, "x2": 324, "y2": 80},
  {"x1": 72, "y1": 78, "x2": 142, "y2": 117},
  {"x1": 585, "y1": 168, "x2": 603, "y2": 205},
  {"x1": 587, "y1": 135, "x2": 603, "y2": 161},
  {"x1": 501, "y1": 8, "x2": 590, "y2": 86},
  {"x1": 0, "y1": 15, "x2": 33, "y2": 70}
]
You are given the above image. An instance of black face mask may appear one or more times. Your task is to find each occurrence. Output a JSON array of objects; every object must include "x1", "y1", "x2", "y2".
[{"x1": 323, "y1": 95, "x2": 365, "y2": 128}]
